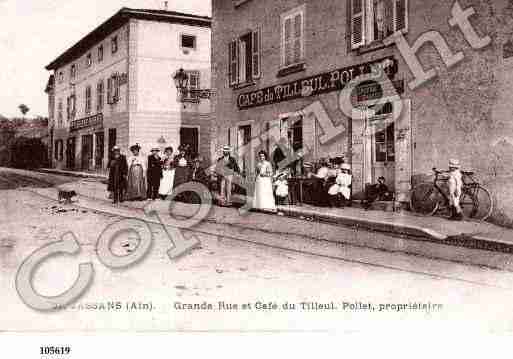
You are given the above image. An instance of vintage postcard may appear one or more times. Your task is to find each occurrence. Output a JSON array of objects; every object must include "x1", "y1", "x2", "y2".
[{"x1": 2, "y1": 0, "x2": 513, "y2": 341}]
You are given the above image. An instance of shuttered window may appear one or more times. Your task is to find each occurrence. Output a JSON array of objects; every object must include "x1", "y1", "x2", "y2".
[
  {"x1": 252, "y1": 29, "x2": 261, "y2": 79},
  {"x1": 228, "y1": 29, "x2": 261, "y2": 86},
  {"x1": 282, "y1": 6, "x2": 304, "y2": 67},
  {"x1": 107, "y1": 77, "x2": 113, "y2": 104},
  {"x1": 393, "y1": 0, "x2": 408, "y2": 33},
  {"x1": 351, "y1": 0, "x2": 408, "y2": 49},
  {"x1": 228, "y1": 39, "x2": 238, "y2": 86}
]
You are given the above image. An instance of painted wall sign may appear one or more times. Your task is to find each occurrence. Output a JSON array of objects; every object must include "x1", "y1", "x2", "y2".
[
  {"x1": 237, "y1": 56, "x2": 399, "y2": 110},
  {"x1": 70, "y1": 113, "x2": 103, "y2": 132}
]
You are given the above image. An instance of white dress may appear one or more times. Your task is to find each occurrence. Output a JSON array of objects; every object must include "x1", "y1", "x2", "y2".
[
  {"x1": 253, "y1": 161, "x2": 276, "y2": 211},
  {"x1": 159, "y1": 155, "x2": 175, "y2": 197},
  {"x1": 328, "y1": 172, "x2": 352, "y2": 199}
]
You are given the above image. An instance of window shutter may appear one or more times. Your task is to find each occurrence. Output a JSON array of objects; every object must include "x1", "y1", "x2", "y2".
[
  {"x1": 351, "y1": 0, "x2": 365, "y2": 49},
  {"x1": 114, "y1": 73, "x2": 120, "y2": 102},
  {"x1": 293, "y1": 14, "x2": 302, "y2": 64},
  {"x1": 252, "y1": 29, "x2": 261, "y2": 79},
  {"x1": 107, "y1": 77, "x2": 112, "y2": 104},
  {"x1": 393, "y1": 0, "x2": 408, "y2": 33},
  {"x1": 284, "y1": 17, "x2": 293, "y2": 66},
  {"x1": 228, "y1": 40, "x2": 239, "y2": 86}
]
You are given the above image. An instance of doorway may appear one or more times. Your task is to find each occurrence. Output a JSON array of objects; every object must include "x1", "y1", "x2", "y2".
[
  {"x1": 66, "y1": 137, "x2": 76, "y2": 170},
  {"x1": 95, "y1": 131, "x2": 105, "y2": 169},
  {"x1": 179, "y1": 126, "x2": 199, "y2": 158},
  {"x1": 81, "y1": 134, "x2": 93, "y2": 170},
  {"x1": 369, "y1": 102, "x2": 395, "y2": 190}
]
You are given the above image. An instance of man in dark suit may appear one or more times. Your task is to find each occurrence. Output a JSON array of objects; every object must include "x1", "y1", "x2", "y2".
[
  {"x1": 147, "y1": 147, "x2": 162, "y2": 200},
  {"x1": 107, "y1": 146, "x2": 128, "y2": 204}
]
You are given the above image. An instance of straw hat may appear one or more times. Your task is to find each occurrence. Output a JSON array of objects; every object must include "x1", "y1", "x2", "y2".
[
  {"x1": 112, "y1": 145, "x2": 120, "y2": 152},
  {"x1": 222, "y1": 145, "x2": 231, "y2": 152},
  {"x1": 151, "y1": 146, "x2": 160, "y2": 152},
  {"x1": 341, "y1": 163, "x2": 351, "y2": 171},
  {"x1": 449, "y1": 159, "x2": 460, "y2": 169}
]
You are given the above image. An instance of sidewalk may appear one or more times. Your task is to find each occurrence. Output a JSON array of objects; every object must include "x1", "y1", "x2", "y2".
[
  {"x1": 33, "y1": 167, "x2": 513, "y2": 254},
  {"x1": 38, "y1": 167, "x2": 108, "y2": 180}
]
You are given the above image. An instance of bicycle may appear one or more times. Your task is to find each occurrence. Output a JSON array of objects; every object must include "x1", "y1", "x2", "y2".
[{"x1": 410, "y1": 168, "x2": 493, "y2": 221}]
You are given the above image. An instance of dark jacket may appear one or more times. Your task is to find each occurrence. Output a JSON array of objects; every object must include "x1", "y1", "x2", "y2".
[
  {"x1": 188, "y1": 166, "x2": 208, "y2": 184},
  {"x1": 107, "y1": 154, "x2": 128, "y2": 191},
  {"x1": 147, "y1": 155, "x2": 163, "y2": 179},
  {"x1": 216, "y1": 155, "x2": 240, "y2": 176}
]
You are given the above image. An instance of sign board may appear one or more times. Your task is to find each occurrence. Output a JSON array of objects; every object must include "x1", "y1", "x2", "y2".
[
  {"x1": 70, "y1": 113, "x2": 103, "y2": 132},
  {"x1": 237, "y1": 56, "x2": 398, "y2": 110}
]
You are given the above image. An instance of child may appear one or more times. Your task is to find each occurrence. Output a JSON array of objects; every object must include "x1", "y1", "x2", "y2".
[
  {"x1": 328, "y1": 163, "x2": 352, "y2": 207},
  {"x1": 274, "y1": 172, "x2": 289, "y2": 206}
]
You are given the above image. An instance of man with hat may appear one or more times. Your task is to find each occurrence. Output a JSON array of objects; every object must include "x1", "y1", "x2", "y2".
[
  {"x1": 107, "y1": 146, "x2": 128, "y2": 204},
  {"x1": 448, "y1": 158, "x2": 463, "y2": 221},
  {"x1": 216, "y1": 145, "x2": 240, "y2": 206},
  {"x1": 146, "y1": 146, "x2": 162, "y2": 201}
]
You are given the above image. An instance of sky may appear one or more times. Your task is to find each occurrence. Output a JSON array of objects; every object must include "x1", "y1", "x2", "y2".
[{"x1": 0, "y1": 0, "x2": 211, "y2": 118}]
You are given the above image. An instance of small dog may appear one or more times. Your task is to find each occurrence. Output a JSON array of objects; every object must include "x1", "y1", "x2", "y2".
[{"x1": 58, "y1": 189, "x2": 77, "y2": 204}]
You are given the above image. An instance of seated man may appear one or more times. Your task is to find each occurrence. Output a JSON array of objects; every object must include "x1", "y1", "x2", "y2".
[
  {"x1": 363, "y1": 176, "x2": 393, "y2": 210},
  {"x1": 328, "y1": 164, "x2": 352, "y2": 207}
]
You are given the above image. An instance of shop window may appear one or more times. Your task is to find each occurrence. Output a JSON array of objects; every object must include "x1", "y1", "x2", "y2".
[
  {"x1": 228, "y1": 29, "x2": 261, "y2": 86},
  {"x1": 350, "y1": 0, "x2": 408, "y2": 50},
  {"x1": 281, "y1": 5, "x2": 305, "y2": 68}
]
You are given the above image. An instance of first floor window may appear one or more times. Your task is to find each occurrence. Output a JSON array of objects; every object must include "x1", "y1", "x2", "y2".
[
  {"x1": 351, "y1": 0, "x2": 408, "y2": 49},
  {"x1": 228, "y1": 29, "x2": 261, "y2": 86},
  {"x1": 85, "y1": 85, "x2": 92, "y2": 114},
  {"x1": 107, "y1": 74, "x2": 120, "y2": 104},
  {"x1": 57, "y1": 100, "x2": 63, "y2": 127},
  {"x1": 281, "y1": 5, "x2": 305, "y2": 68},
  {"x1": 185, "y1": 70, "x2": 200, "y2": 100},
  {"x1": 97, "y1": 80, "x2": 104, "y2": 111},
  {"x1": 66, "y1": 95, "x2": 76, "y2": 120}
]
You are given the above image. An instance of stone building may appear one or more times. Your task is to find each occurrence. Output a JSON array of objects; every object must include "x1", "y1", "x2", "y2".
[
  {"x1": 211, "y1": 0, "x2": 513, "y2": 225},
  {"x1": 46, "y1": 7, "x2": 212, "y2": 173}
]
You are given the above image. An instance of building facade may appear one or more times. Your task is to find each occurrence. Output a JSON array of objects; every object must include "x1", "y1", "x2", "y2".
[
  {"x1": 46, "y1": 8, "x2": 212, "y2": 173},
  {"x1": 212, "y1": 0, "x2": 513, "y2": 226}
]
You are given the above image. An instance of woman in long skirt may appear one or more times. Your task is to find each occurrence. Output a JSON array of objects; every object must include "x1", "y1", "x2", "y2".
[
  {"x1": 159, "y1": 146, "x2": 175, "y2": 199},
  {"x1": 253, "y1": 150, "x2": 276, "y2": 212},
  {"x1": 126, "y1": 144, "x2": 147, "y2": 200}
]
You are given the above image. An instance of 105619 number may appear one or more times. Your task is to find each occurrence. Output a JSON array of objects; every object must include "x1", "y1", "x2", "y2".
[{"x1": 40, "y1": 346, "x2": 71, "y2": 355}]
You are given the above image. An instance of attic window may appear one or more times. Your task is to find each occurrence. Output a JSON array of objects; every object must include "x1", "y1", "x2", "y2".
[{"x1": 181, "y1": 34, "x2": 196, "y2": 50}]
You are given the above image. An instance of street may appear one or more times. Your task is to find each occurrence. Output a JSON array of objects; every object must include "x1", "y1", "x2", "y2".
[{"x1": 2, "y1": 168, "x2": 513, "y2": 332}]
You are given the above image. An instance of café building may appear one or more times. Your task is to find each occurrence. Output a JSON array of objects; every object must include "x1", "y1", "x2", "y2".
[{"x1": 212, "y1": 0, "x2": 513, "y2": 223}]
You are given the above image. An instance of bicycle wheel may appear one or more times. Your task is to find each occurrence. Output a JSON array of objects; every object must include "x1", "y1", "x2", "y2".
[
  {"x1": 464, "y1": 185, "x2": 493, "y2": 221},
  {"x1": 410, "y1": 182, "x2": 439, "y2": 216}
]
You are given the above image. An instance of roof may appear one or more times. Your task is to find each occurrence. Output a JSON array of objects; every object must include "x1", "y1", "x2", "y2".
[{"x1": 45, "y1": 7, "x2": 211, "y2": 70}]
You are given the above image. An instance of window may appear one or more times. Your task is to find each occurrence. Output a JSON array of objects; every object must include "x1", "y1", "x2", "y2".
[
  {"x1": 181, "y1": 34, "x2": 197, "y2": 50},
  {"x1": 111, "y1": 36, "x2": 118, "y2": 54},
  {"x1": 98, "y1": 45, "x2": 104, "y2": 62},
  {"x1": 97, "y1": 80, "x2": 104, "y2": 111},
  {"x1": 228, "y1": 29, "x2": 261, "y2": 86},
  {"x1": 350, "y1": 0, "x2": 408, "y2": 49},
  {"x1": 107, "y1": 74, "x2": 120, "y2": 104},
  {"x1": 281, "y1": 5, "x2": 305, "y2": 68},
  {"x1": 281, "y1": 116, "x2": 303, "y2": 152},
  {"x1": 66, "y1": 95, "x2": 76, "y2": 120},
  {"x1": 58, "y1": 71, "x2": 64, "y2": 83},
  {"x1": 86, "y1": 53, "x2": 92, "y2": 67},
  {"x1": 70, "y1": 64, "x2": 76, "y2": 79},
  {"x1": 85, "y1": 85, "x2": 92, "y2": 114},
  {"x1": 57, "y1": 100, "x2": 63, "y2": 127}
]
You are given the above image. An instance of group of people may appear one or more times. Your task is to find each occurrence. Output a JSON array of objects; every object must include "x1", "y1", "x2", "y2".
[{"x1": 107, "y1": 143, "x2": 207, "y2": 204}]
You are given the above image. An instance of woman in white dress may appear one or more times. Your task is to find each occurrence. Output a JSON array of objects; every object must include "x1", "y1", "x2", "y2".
[
  {"x1": 159, "y1": 146, "x2": 175, "y2": 199},
  {"x1": 253, "y1": 150, "x2": 276, "y2": 212}
]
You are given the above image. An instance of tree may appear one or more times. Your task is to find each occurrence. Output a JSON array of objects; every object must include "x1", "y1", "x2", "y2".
[{"x1": 18, "y1": 104, "x2": 30, "y2": 117}]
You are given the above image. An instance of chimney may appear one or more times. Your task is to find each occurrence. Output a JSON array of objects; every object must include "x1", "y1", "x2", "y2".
[{"x1": 163, "y1": 1, "x2": 168, "y2": 10}]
